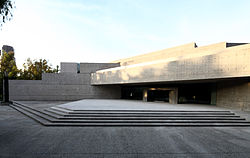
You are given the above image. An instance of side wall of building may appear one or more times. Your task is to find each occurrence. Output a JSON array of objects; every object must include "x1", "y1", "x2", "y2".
[
  {"x1": 216, "y1": 80, "x2": 250, "y2": 111},
  {"x1": 9, "y1": 63, "x2": 121, "y2": 101}
]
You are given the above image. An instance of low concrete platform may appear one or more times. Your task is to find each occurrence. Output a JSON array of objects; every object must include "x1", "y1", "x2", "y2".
[
  {"x1": 55, "y1": 99, "x2": 227, "y2": 111},
  {"x1": 17, "y1": 99, "x2": 250, "y2": 122}
]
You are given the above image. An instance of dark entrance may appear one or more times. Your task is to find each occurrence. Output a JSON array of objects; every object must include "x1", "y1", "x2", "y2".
[
  {"x1": 121, "y1": 83, "x2": 215, "y2": 105},
  {"x1": 147, "y1": 90, "x2": 170, "y2": 102},
  {"x1": 121, "y1": 87, "x2": 143, "y2": 100},
  {"x1": 178, "y1": 83, "x2": 214, "y2": 104}
]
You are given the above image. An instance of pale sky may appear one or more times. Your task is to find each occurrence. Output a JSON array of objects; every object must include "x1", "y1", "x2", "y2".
[{"x1": 1, "y1": 0, "x2": 250, "y2": 68}]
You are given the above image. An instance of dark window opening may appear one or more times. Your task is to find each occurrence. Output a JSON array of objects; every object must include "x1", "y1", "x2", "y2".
[{"x1": 77, "y1": 63, "x2": 80, "y2": 73}]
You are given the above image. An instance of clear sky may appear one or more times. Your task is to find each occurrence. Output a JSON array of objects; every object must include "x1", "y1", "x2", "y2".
[{"x1": 1, "y1": 0, "x2": 250, "y2": 68}]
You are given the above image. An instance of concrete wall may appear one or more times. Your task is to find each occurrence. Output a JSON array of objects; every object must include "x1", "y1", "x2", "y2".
[
  {"x1": 9, "y1": 63, "x2": 121, "y2": 101},
  {"x1": 61, "y1": 62, "x2": 78, "y2": 73},
  {"x1": 112, "y1": 43, "x2": 197, "y2": 66},
  {"x1": 92, "y1": 43, "x2": 250, "y2": 85},
  {"x1": 111, "y1": 42, "x2": 230, "y2": 66},
  {"x1": 217, "y1": 80, "x2": 250, "y2": 111},
  {"x1": 80, "y1": 63, "x2": 120, "y2": 73}
]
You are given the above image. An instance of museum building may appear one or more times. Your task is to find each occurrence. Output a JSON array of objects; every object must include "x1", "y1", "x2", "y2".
[{"x1": 9, "y1": 42, "x2": 250, "y2": 110}]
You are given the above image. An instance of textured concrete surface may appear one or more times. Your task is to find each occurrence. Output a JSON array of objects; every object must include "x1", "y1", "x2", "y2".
[
  {"x1": 80, "y1": 63, "x2": 120, "y2": 73},
  {"x1": 60, "y1": 62, "x2": 78, "y2": 73},
  {"x1": 91, "y1": 42, "x2": 250, "y2": 85},
  {"x1": 111, "y1": 42, "x2": 235, "y2": 66},
  {"x1": 9, "y1": 63, "x2": 121, "y2": 101},
  {"x1": 217, "y1": 80, "x2": 250, "y2": 111},
  {"x1": 1, "y1": 102, "x2": 250, "y2": 158}
]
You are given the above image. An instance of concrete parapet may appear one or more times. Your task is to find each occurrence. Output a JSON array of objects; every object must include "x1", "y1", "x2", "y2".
[
  {"x1": 112, "y1": 43, "x2": 197, "y2": 66},
  {"x1": 91, "y1": 43, "x2": 250, "y2": 85},
  {"x1": 80, "y1": 63, "x2": 120, "y2": 73},
  {"x1": 111, "y1": 42, "x2": 238, "y2": 67}
]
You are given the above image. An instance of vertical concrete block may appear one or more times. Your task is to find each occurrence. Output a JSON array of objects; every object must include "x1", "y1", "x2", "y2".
[{"x1": 61, "y1": 62, "x2": 78, "y2": 73}]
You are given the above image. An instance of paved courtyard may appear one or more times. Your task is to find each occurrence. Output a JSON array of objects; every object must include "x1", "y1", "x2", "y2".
[{"x1": 1, "y1": 100, "x2": 250, "y2": 157}]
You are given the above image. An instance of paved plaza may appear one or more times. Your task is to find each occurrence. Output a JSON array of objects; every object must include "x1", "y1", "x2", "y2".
[{"x1": 1, "y1": 100, "x2": 250, "y2": 157}]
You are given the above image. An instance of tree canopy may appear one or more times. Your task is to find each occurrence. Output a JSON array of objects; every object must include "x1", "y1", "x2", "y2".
[
  {"x1": 0, "y1": 49, "x2": 19, "y2": 79},
  {"x1": 19, "y1": 58, "x2": 59, "y2": 80},
  {"x1": 0, "y1": 46, "x2": 59, "y2": 80},
  {"x1": 0, "y1": 0, "x2": 14, "y2": 27}
]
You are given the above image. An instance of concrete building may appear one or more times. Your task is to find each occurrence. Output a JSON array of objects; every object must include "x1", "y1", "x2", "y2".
[{"x1": 9, "y1": 42, "x2": 250, "y2": 110}]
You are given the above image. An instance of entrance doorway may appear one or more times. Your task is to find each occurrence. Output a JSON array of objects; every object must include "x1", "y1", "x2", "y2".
[
  {"x1": 147, "y1": 90, "x2": 169, "y2": 102},
  {"x1": 178, "y1": 83, "x2": 215, "y2": 104},
  {"x1": 145, "y1": 88, "x2": 178, "y2": 104},
  {"x1": 121, "y1": 86, "x2": 178, "y2": 104},
  {"x1": 121, "y1": 87, "x2": 143, "y2": 100}
]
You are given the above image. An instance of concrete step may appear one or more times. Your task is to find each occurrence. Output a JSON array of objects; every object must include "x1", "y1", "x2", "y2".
[
  {"x1": 53, "y1": 106, "x2": 232, "y2": 113},
  {"x1": 10, "y1": 102, "x2": 250, "y2": 127},
  {"x1": 12, "y1": 102, "x2": 58, "y2": 122},
  {"x1": 48, "y1": 109, "x2": 235, "y2": 116},
  {"x1": 15, "y1": 103, "x2": 247, "y2": 123},
  {"x1": 44, "y1": 108, "x2": 243, "y2": 120},
  {"x1": 7, "y1": 105, "x2": 250, "y2": 126},
  {"x1": 47, "y1": 116, "x2": 246, "y2": 121},
  {"x1": 45, "y1": 108, "x2": 239, "y2": 118},
  {"x1": 40, "y1": 123, "x2": 250, "y2": 127},
  {"x1": 14, "y1": 102, "x2": 233, "y2": 119},
  {"x1": 50, "y1": 106, "x2": 234, "y2": 115},
  {"x1": 9, "y1": 104, "x2": 52, "y2": 126}
]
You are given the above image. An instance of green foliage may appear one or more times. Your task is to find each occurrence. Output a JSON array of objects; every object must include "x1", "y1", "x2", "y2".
[
  {"x1": 0, "y1": 46, "x2": 59, "y2": 81},
  {"x1": 0, "y1": 49, "x2": 19, "y2": 79},
  {"x1": 0, "y1": 0, "x2": 14, "y2": 27},
  {"x1": 19, "y1": 58, "x2": 59, "y2": 80},
  {"x1": 0, "y1": 48, "x2": 18, "y2": 100},
  {"x1": 0, "y1": 47, "x2": 59, "y2": 100}
]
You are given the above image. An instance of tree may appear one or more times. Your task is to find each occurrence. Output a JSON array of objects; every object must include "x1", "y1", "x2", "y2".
[
  {"x1": 0, "y1": 49, "x2": 19, "y2": 79},
  {"x1": 0, "y1": 47, "x2": 19, "y2": 100},
  {"x1": 0, "y1": 0, "x2": 14, "y2": 27},
  {"x1": 19, "y1": 58, "x2": 59, "y2": 80}
]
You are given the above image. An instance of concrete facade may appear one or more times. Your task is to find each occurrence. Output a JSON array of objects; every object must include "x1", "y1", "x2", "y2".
[
  {"x1": 60, "y1": 62, "x2": 78, "y2": 73},
  {"x1": 8, "y1": 42, "x2": 250, "y2": 110},
  {"x1": 217, "y1": 79, "x2": 250, "y2": 111},
  {"x1": 91, "y1": 42, "x2": 250, "y2": 85},
  {"x1": 9, "y1": 63, "x2": 120, "y2": 101}
]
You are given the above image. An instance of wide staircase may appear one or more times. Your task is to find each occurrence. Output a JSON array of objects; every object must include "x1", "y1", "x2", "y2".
[{"x1": 10, "y1": 101, "x2": 250, "y2": 127}]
